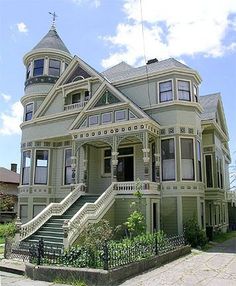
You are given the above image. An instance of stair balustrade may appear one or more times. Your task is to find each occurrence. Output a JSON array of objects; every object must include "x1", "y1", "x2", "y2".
[{"x1": 18, "y1": 183, "x2": 86, "y2": 242}]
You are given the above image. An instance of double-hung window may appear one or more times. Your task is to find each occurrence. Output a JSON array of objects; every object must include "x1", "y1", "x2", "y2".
[
  {"x1": 205, "y1": 155, "x2": 213, "y2": 187},
  {"x1": 48, "y1": 59, "x2": 61, "y2": 77},
  {"x1": 178, "y1": 80, "x2": 191, "y2": 101},
  {"x1": 34, "y1": 150, "x2": 48, "y2": 184},
  {"x1": 197, "y1": 141, "x2": 202, "y2": 181},
  {"x1": 159, "y1": 81, "x2": 173, "y2": 102},
  {"x1": 22, "y1": 151, "x2": 31, "y2": 185},
  {"x1": 161, "y1": 139, "x2": 175, "y2": 181},
  {"x1": 181, "y1": 138, "x2": 194, "y2": 180},
  {"x1": 33, "y1": 59, "x2": 44, "y2": 76},
  {"x1": 103, "y1": 149, "x2": 111, "y2": 174},
  {"x1": 26, "y1": 63, "x2": 31, "y2": 79},
  {"x1": 25, "y1": 103, "x2": 33, "y2": 121},
  {"x1": 64, "y1": 149, "x2": 72, "y2": 185}
]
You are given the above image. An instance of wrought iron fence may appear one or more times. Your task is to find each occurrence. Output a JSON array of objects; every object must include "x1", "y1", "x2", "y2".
[{"x1": 27, "y1": 233, "x2": 186, "y2": 270}]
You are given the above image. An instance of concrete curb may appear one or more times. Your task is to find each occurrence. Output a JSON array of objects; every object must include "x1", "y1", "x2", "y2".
[{"x1": 0, "y1": 264, "x2": 25, "y2": 276}]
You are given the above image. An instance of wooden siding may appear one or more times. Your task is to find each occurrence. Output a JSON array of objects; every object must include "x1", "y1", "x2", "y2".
[
  {"x1": 161, "y1": 197, "x2": 178, "y2": 235},
  {"x1": 182, "y1": 197, "x2": 197, "y2": 223}
]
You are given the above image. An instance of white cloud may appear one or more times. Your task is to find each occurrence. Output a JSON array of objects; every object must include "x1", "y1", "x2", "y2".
[
  {"x1": 101, "y1": 0, "x2": 236, "y2": 68},
  {"x1": 16, "y1": 22, "x2": 28, "y2": 33},
  {"x1": 72, "y1": 0, "x2": 101, "y2": 8},
  {"x1": 1, "y1": 93, "x2": 11, "y2": 102},
  {"x1": 0, "y1": 102, "x2": 23, "y2": 135}
]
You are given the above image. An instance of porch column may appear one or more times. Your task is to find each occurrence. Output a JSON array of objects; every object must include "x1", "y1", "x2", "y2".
[
  {"x1": 154, "y1": 137, "x2": 160, "y2": 183},
  {"x1": 71, "y1": 140, "x2": 77, "y2": 185},
  {"x1": 112, "y1": 136, "x2": 118, "y2": 182},
  {"x1": 142, "y1": 131, "x2": 150, "y2": 180},
  {"x1": 83, "y1": 145, "x2": 88, "y2": 186}
]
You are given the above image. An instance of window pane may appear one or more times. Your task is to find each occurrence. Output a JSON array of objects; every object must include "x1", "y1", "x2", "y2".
[
  {"x1": 35, "y1": 150, "x2": 48, "y2": 184},
  {"x1": 65, "y1": 149, "x2": 72, "y2": 166},
  {"x1": 197, "y1": 141, "x2": 202, "y2": 181},
  {"x1": 49, "y1": 59, "x2": 60, "y2": 68},
  {"x1": 161, "y1": 139, "x2": 175, "y2": 180},
  {"x1": 104, "y1": 158, "x2": 111, "y2": 173},
  {"x1": 33, "y1": 59, "x2": 44, "y2": 76},
  {"x1": 181, "y1": 139, "x2": 194, "y2": 180},
  {"x1": 65, "y1": 167, "x2": 72, "y2": 185},
  {"x1": 178, "y1": 80, "x2": 190, "y2": 101},
  {"x1": 104, "y1": 149, "x2": 111, "y2": 157},
  {"x1": 22, "y1": 151, "x2": 31, "y2": 185},
  {"x1": 89, "y1": 115, "x2": 99, "y2": 125},
  {"x1": 205, "y1": 155, "x2": 213, "y2": 187},
  {"x1": 35, "y1": 167, "x2": 47, "y2": 184},
  {"x1": 118, "y1": 147, "x2": 133, "y2": 156},
  {"x1": 26, "y1": 103, "x2": 33, "y2": 112},
  {"x1": 115, "y1": 110, "x2": 126, "y2": 121},
  {"x1": 72, "y1": 93, "x2": 81, "y2": 104},
  {"x1": 159, "y1": 81, "x2": 173, "y2": 102},
  {"x1": 102, "y1": 112, "x2": 112, "y2": 124}
]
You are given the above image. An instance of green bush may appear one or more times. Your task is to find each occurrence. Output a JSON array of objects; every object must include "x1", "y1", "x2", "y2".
[
  {"x1": 124, "y1": 210, "x2": 146, "y2": 238},
  {"x1": 0, "y1": 222, "x2": 16, "y2": 238},
  {"x1": 184, "y1": 218, "x2": 207, "y2": 247}
]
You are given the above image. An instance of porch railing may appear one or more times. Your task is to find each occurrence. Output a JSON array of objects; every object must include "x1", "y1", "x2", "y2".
[
  {"x1": 64, "y1": 99, "x2": 90, "y2": 111},
  {"x1": 113, "y1": 181, "x2": 159, "y2": 193},
  {"x1": 18, "y1": 183, "x2": 86, "y2": 241}
]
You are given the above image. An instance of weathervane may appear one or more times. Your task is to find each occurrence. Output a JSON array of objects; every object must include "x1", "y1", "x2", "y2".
[{"x1": 49, "y1": 12, "x2": 58, "y2": 29}]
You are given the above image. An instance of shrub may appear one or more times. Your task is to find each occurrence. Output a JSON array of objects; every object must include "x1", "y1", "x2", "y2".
[
  {"x1": 0, "y1": 222, "x2": 16, "y2": 238},
  {"x1": 184, "y1": 218, "x2": 207, "y2": 247},
  {"x1": 124, "y1": 210, "x2": 146, "y2": 238}
]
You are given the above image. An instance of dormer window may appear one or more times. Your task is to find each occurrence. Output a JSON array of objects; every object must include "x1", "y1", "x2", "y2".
[
  {"x1": 33, "y1": 59, "x2": 44, "y2": 76},
  {"x1": 178, "y1": 80, "x2": 191, "y2": 101},
  {"x1": 25, "y1": 103, "x2": 33, "y2": 121},
  {"x1": 49, "y1": 59, "x2": 61, "y2": 77}
]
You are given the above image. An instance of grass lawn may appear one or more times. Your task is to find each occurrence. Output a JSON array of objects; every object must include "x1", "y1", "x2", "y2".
[{"x1": 0, "y1": 237, "x2": 4, "y2": 244}]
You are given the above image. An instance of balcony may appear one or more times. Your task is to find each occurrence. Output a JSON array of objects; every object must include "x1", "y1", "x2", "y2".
[{"x1": 64, "y1": 99, "x2": 90, "y2": 111}]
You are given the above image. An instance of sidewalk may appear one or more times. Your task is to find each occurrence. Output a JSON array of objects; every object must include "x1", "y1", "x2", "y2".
[{"x1": 0, "y1": 258, "x2": 25, "y2": 275}]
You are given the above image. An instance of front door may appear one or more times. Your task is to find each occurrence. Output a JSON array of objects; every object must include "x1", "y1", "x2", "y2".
[{"x1": 117, "y1": 156, "x2": 134, "y2": 181}]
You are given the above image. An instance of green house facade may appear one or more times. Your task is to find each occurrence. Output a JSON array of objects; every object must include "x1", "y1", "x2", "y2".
[{"x1": 16, "y1": 25, "x2": 234, "y2": 248}]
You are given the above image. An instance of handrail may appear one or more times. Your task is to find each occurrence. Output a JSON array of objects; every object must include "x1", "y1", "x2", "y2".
[
  {"x1": 66, "y1": 183, "x2": 116, "y2": 246},
  {"x1": 19, "y1": 183, "x2": 86, "y2": 241}
]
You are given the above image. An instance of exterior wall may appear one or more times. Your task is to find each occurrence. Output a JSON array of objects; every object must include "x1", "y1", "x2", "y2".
[
  {"x1": 182, "y1": 197, "x2": 197, "y2": 223},
  {"x1": 161, "y1": 197, "x2": 178, "y2": 235},
  {"x1": 44, "y1": 92, "x2": 64, "y2": 115}
]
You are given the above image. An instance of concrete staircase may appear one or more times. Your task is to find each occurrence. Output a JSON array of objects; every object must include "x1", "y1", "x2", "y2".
[{"x1": 22, "y1": 195, "x2": 99, "y2": 248}]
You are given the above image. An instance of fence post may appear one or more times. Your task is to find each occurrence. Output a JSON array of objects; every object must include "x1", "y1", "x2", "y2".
[
  {"x1": 154, "y1": 231, "x2": 159, "y2": 255},
  {"x1": 14, "y1": 217, "x2": 22, "y2": 244},
  {"x1": 103, "y1": 240, "x2": 109, "y2": 270},
  {"x1": 37, "y1": 238, "x2": 44, "y2": 265}
]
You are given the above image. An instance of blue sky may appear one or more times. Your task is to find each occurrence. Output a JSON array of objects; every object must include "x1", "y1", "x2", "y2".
[{"x1": 0, "y1": 0, "x2": 236, "y2": 173}]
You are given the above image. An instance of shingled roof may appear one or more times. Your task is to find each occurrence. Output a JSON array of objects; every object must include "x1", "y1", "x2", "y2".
[
  {"x1": 102, "y1": 58, "x2": 194, "y2": 82},
  {"x1": 32, "y1": 28, "x2": 70, "y2": 54},
  {"x1": 0, "y1": 167, "x2": 20, "y2": 184},
  {"x1": 199, "y1": 93, "x2": 220, "y2": 120}
]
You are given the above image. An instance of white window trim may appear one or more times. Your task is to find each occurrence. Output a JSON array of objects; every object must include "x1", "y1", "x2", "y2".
[
  {"x1": 24, "y1": 102, "x2": 34, "y2": 122},
  {"x1": 21, "y1": 149, "x2": 32, "y2": 186},
  {"x1": 63, "y1": 148, "x2": 72, "y2": 186},
  {"x1": 33, "y1": 149, "x2": 50, "y2": 186},
  {"x1": 176, "y1": 78, "x2": 192, "y2": 102},
  {"x1": 160, "y1": 137, "x2": 177, "y2": 182},
  {"x1": 157, "y1": 79, "x2": 174, "y2": 104},
  {"x1": 179, "y1": 136, "x2": 196, "y2": 182}
]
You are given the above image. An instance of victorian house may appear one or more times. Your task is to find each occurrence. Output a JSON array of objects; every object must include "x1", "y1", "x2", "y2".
[{"x1": 17, "y1": 24, "x2": 233, "y2": 248}]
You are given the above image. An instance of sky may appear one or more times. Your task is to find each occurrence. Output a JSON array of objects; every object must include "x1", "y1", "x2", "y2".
[{"x1": 0, "y1": 0, "x2": 236, "y2": 175}]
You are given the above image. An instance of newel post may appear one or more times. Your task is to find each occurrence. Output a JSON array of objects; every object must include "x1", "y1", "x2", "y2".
[
  {"x1": 14, "y1": 217, "x2": 22, "y2": 244},
  {"x1": 63, "y1": 220, "x2": 69, "y2": 249}
]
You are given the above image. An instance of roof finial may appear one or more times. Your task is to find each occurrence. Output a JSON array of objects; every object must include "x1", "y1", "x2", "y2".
[{"x1": 49, "y1": 12, "x2": 58, "y2": 30}]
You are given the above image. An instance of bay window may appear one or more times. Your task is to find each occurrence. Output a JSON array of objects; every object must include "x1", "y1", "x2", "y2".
[
  {"x1": 161, "y1": 139, "x2": 175, "y2": 181},
  {"x1": 64, "y1": 149, "x2": 72, "y2": 185},
  {"x1": 181, "y1": 138, "x2": 194, "y2": 180},
  {"x1": 25, "y1": 103, "x2": 33, "y2": 121},
  {"x1": 22, "y1": 150, "x2": 31, "y2": 185},
  {"x1": 205, "y1": 155, "x2": 213, "y2": 187},
  {"x1": 197, "y1": 141, "x2": 202, "y2": 181},
  {"x1": 178, "y1": 80, "x2": 191, "y2": 101},
  {"x1": 34, "y1": 150, "x2": 48, "y2": 185},
  {"x1": 159, "y1": 80, "x2": 173, "y2": 102}
]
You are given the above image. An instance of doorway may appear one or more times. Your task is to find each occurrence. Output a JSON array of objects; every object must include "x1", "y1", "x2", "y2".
[{"x1": 117, "y1": 156, "x2": 134, "y2": 181}]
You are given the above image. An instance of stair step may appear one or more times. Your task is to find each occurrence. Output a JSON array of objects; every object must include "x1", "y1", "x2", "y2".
[
  {"x1": 36, "y1": 231, "x2": 64, "y2": 237},
  {"x1": 30, "y1": 235, "x2": 63, "y2": 243}
]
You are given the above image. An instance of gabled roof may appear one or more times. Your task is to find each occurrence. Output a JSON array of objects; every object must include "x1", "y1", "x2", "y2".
[
  {"x1": 32, "y1": 27, "x2": 70, "y2": 54},
  {"x1": 102, "y1": 58, "x2": 196, "y2": 82},
  {"x1": 0, "y1": 167, "x2": 20, "y2": 184},
  {"x1": 200, "y1": 93, "x2": 220, "y2": 120}
]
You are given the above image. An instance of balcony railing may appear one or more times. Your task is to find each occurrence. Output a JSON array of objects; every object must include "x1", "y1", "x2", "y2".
[
  {"x1": 64, "y1": 99, "x2": 90, "y2": 111},
  {"x1": 113, "y1": 181, "x2": 159, "y2": 194}
]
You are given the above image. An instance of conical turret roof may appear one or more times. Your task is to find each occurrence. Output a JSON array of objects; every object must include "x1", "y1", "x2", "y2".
[{"x1": 32, "y1": 27, "x2": 70, "y2": 54}]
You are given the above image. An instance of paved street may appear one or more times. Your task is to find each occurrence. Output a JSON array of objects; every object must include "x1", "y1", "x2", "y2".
[
  {"x1": 0, "y1": 271, "x2": 70, "y2": 286},
  {"x1": 120, "y1": 238, "x2": 236, "y2": 286}
]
